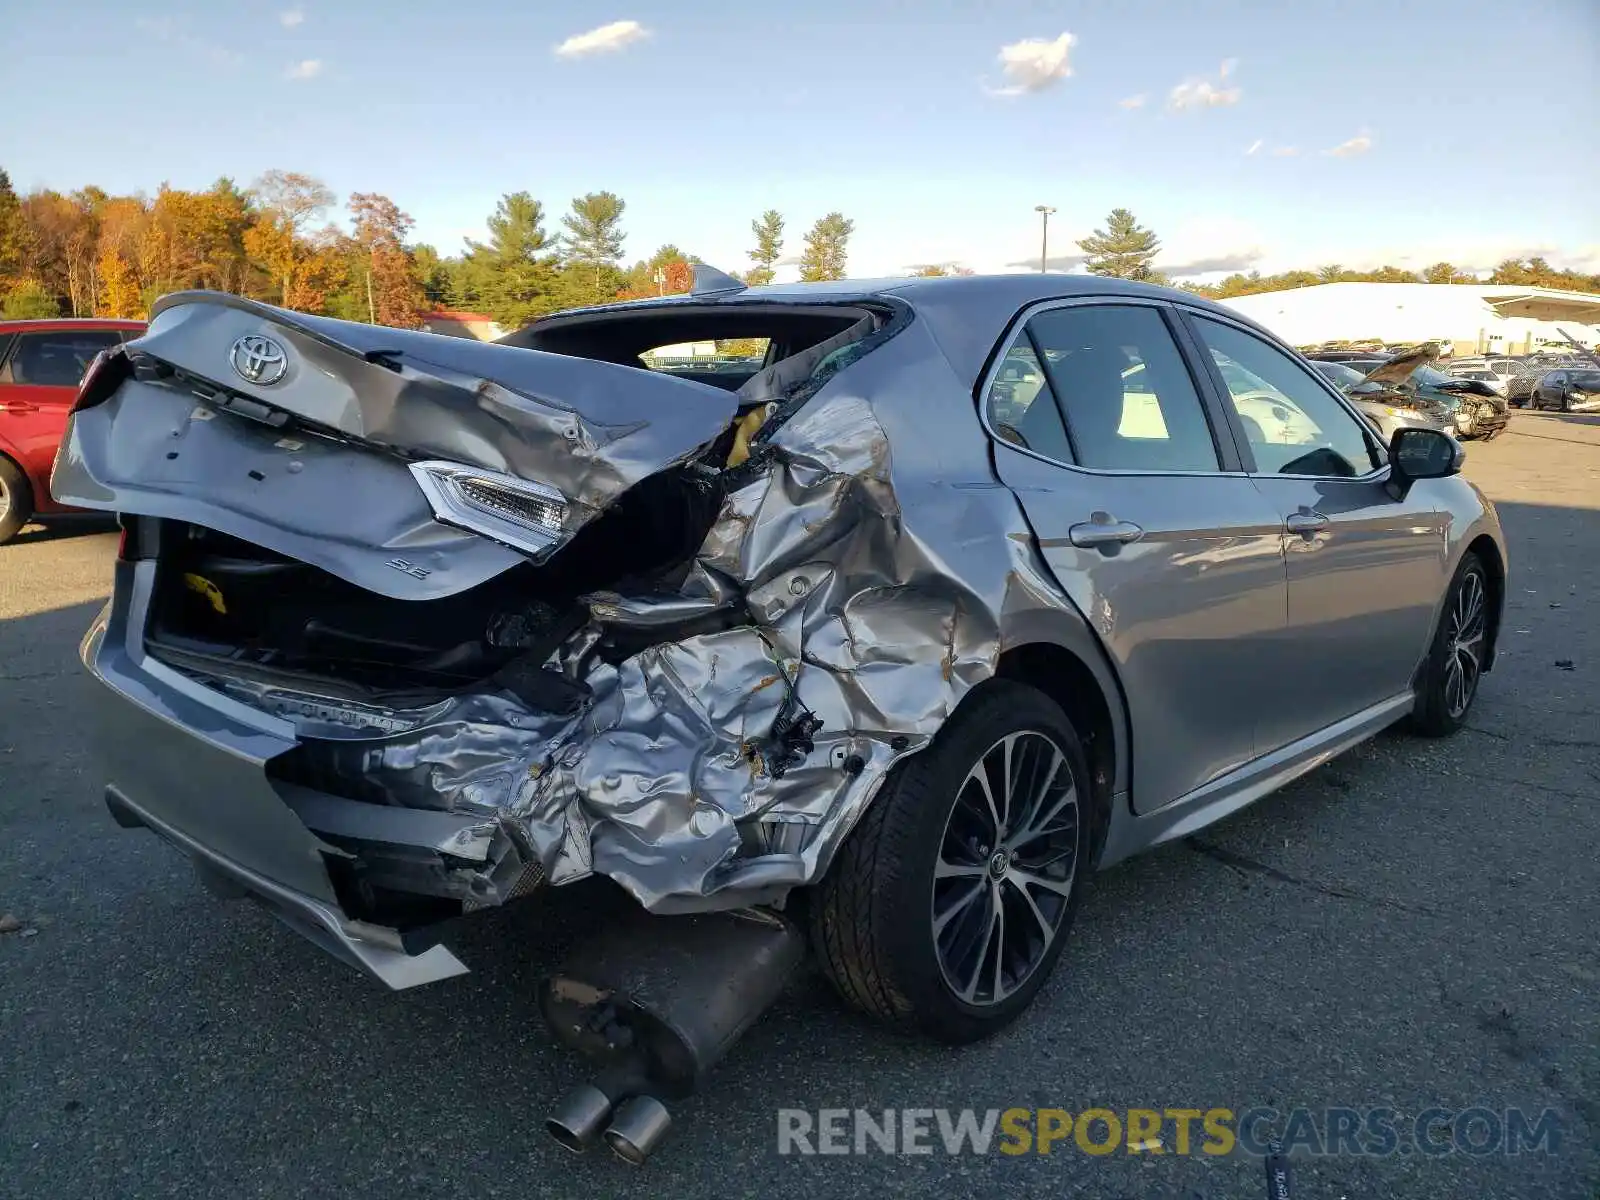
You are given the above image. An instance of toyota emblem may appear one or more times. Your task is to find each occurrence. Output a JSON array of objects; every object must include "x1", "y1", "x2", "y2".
[{"x1": 228, "y1": 334, "x2": 288, "y2": 386}]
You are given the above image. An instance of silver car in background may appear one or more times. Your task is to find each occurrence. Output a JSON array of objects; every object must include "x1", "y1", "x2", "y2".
[{"x1": 53, "y1": 272, "x2": 1505, "y2": 1157}]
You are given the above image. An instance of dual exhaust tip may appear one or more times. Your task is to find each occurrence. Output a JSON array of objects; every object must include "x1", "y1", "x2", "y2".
[{"x1": 546, "y1": 1083, "x2": 673, "y2": 1165}]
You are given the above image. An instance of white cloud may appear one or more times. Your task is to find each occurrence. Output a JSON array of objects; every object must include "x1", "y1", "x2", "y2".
[
  {"x1": 1157, "y1": 215, "x2": 1265, "y2": 278},
  {"x1": 1324, "y1": 131, "x2": 1374, "y2": 157},
  {"x1": 554, "y1": 19, "x2": 648, "y2": 58},
  {"x1": 986, "y1": 32, "x2": 1076, "y2": 97},
  {"x1": 1169, "y1": 59, "x2": 1241, "y2": 110},
  {"x1": 1119, "y1": 94, "x2": 1147, "y2": 110},
  {"x1": 285, "y1": 59, "x2": 323, "y2": 79},
  {"x1": 134, "y1": 16, "x2": 238, "y2": 66},
  {"x1": 279, "y1": 8, "x2": 304, "y2": 27},
  {"x1": 1245, "y1": 138, "x2": 1264, "y2": 156}
]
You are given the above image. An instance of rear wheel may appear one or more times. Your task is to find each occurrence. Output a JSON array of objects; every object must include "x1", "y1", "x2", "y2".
[
  {"x1": 810, "y1": 680, "x2": 1091, "y2": 1044},
  {"x1": 0, "y1": 457, "x2": 33, "y2": 545},
  {"x1": 1409, "y1": 552, "x2": 1490, "y2": 737}
]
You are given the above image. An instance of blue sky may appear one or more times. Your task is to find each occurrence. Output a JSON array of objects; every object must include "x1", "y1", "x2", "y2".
[{"x1": 3, "y1": 0, "x2": 1596, "y2": 280}]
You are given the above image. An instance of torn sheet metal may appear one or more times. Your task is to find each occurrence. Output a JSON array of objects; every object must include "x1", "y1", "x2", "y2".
[{"x1": 277, "y1": 316, "x2": 1074, "y2": 912}]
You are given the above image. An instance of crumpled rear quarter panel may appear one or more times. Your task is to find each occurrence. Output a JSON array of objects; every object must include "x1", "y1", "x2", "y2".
[{"x1": 492, "y1": 318, "x2": 1082, "y2": 911}]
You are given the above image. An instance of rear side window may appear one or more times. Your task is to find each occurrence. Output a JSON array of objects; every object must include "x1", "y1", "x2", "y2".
[
  {"x1": 6, "y1": 330, "x2": 124, "y2": 387},
  {"x1": 1025, "y1": 305, "x2": 1220, "y2": 472},
  {"x1": 985, "y1": 335, "x2": 1075, "y2": 463}
]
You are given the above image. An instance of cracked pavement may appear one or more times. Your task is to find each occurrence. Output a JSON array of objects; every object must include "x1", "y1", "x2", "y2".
[{"x1": 1, "y1": 412, "x2": 1596, "y2": 1200}]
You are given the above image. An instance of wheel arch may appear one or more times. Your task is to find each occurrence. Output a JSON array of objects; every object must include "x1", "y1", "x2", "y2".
[
  {"x1": 0, "y1": 447, "x2": 37, "y2": 516},
  {"x1": 1465, "y1": 532, "x2": 1505, "y2": 671},
  {"x1": 994, "y1": 640, "x2": 1126, "y2": 867}
]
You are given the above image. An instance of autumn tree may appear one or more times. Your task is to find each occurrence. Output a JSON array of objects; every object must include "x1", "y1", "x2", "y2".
[
  {"x1": 561, "y1": 191, "x2": 626, "y2": 305},
  {"x1": 617, "y1": 244, "x2": 696, "y2": 299},
  {"x1": 247, "y1": 169, "x2": 333, "y2": 302},
  {"x1": 3, "y1": 280, "x2": 59, "y2": 318},
  {"x1": 97, "y1": 248, "x2": 142, "y2": 317},
  {"x1": 0, "y1": 169, "x2": 27, "y2": 280},
  {"x1": 746, "y1": 210, "x2": 784, "y2": 285},
  {"x1": 347, "y1": 192, "x2": 425, "y2": 327},
  {"x1": 1423, "y1": 262, "x2": 1474, "y2": 284},
  {"x1": 1365, "y1": 265, "x2": 1421, "y2": 283},
  {"x1": 798, "y1": 212, "x2": 854, "y2": 282},
  {"x1": 16, "y1": 190, "x2": 95, "y2": 313},
  {"x1": 1077, "y1": 208, "x2": 1162, "y2": 281},
  {"x1": 253, "y1": 170, "x2": 332, "y2": 236}
]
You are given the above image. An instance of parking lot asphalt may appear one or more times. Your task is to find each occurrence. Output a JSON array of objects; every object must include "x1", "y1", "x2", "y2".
[{"x1": 2, "y1": 412, "x2": 1597, "y2": 1200}]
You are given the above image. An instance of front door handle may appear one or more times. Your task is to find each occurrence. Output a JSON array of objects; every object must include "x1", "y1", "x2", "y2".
[
  {"x1": 1285, "y1": 510, "x2": 1329, "y2": 536},
  {"x1": 0, "y1": 400, "x2": 39, "y2": 413},
  {"x1": 1069, "y1": 515, "x2": 1145, "y2": 550}
]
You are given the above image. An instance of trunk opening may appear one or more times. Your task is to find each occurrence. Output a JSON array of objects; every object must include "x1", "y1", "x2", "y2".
[{"x1": 142, "y1": 458, "x2": 725, "y2": 699}]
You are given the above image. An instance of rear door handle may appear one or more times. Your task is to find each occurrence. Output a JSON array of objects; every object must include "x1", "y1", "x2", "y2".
[
  {"x1": 0, "y1": 400, "x2": 39, "y2": 413},
  {"x1": 1068, "y1": 516, "x2": 1145, "y2": 550},
  {"x1": 1285, "y1": 510, "x2": 1329, "y2": 535}
]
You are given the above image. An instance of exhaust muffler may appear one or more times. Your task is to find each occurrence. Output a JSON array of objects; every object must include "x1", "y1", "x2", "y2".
[{"x1": 540, "y1": 908, "x2": 805, "y2": 1163}]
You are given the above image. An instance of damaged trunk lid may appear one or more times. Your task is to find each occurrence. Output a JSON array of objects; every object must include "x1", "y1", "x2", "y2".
[{"x1": 51, "y1": 291, "x2": 740, "y2": 600}]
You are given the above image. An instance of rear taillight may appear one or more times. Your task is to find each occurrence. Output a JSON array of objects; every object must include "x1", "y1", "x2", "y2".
[{"x1": 116, "y1": 523, "x2": 132, "y2": 561}]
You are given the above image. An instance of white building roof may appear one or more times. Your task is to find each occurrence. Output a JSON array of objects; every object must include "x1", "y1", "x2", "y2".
[{"x1": 1220, "y1": 282, "x2": 1600, "y2": 349}]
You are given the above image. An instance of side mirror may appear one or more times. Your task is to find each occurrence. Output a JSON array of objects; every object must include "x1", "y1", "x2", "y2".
[{"x1": 1386, "y1": 427, "x2": 1463, "y2": 499}]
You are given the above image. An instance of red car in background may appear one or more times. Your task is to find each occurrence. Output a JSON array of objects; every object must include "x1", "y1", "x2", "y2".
[{"x1": 0, "y1": 318, "x2": 145, "y2": 542}]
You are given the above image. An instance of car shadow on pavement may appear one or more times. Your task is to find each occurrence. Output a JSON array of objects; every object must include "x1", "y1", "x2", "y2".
[{"x1": 6, "y1": 515, "x2": 119, "y2": 546}]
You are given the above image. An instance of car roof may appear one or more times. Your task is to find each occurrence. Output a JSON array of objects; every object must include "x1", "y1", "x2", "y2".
[{"x1": 529, "y1": 273, "x2": 1265, "y2": 386}]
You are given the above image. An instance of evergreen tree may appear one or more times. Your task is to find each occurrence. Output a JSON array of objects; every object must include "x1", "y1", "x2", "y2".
[
  {"x1": 747, "y1": 210, "x2": 784, "y2": 285},
  {"x1": 464, "y1": 192, "x2": 562, "y2": 325},
  {"x1": 560, "y1": 191, "x2": 626, "y2": 304},
  {"x1": 1076, "y1": 208, "x2": 1162, "y2": 281},
  {"x1": 798, "y1": 212, "x2": 854, "y2": 282}
]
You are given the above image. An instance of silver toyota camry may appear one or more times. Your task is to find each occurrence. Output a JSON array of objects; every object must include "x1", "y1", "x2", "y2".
[{"x1": 54, "y1": 270, "x2": 1503, "y2": 1157}]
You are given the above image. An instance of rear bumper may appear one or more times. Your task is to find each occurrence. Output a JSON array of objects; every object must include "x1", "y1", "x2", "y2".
[
  {"x1": 104, "y1": 785, "x2": 468, "y2": 989},
  {"x1": 81, "y1": 559, "x2": 478, "y2": 989}
]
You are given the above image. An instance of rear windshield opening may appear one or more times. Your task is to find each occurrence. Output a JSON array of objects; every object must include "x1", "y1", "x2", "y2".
[{"x1": 501, "y1": 304, "x2": 880, "y2": 394}]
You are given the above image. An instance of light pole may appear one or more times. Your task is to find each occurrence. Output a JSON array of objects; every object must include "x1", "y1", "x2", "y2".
[{"x1": 1035, "y1": 206, "x2": 1056, "y2": 273}]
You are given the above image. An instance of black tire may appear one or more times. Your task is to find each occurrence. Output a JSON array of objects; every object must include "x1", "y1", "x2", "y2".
[
  {"x1": 810, "y1": 679, "x2": 1092, "y2": 1044},
  {"x1": 0, "y1": 457, "x2": 33, "y2": 545},
  {"x1": 1408, "y1": 551, "x2": 1490, "y2": 737}
]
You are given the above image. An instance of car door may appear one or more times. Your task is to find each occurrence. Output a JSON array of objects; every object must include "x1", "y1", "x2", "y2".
[
  {"x1": 1181, "y1": 311, "x2": 1448, "y2": 751},
  {"x1": 1535, "y1": 371, "x2": 1564, "y2": 409},
  {"x1": 984, "y1": 299, "x2": 1289, "y2": 814},
  {"x1": 0, "y1": 328, "x2": 126, "y2": 494}
]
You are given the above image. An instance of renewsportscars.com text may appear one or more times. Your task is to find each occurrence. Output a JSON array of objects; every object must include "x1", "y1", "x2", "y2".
[{"x1": 776, "y1": 1106, "x2": 1563, "y2": 1158}]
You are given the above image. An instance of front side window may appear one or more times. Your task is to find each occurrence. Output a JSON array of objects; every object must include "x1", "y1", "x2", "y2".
[
  {"x1": 1191, "y1": 317, "x2": 1382, "y2": 478},
  {"x1": 8, "y1": 330, "x2": 124, "y2": 388},
  {"x1": 1024, "y1": 305, "x2": 1220, "y2": 472}
]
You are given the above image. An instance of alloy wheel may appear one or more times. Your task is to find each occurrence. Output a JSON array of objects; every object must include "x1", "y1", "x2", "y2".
[
  {"x1": 0, "y1": 474, "x2": 10, "y2": 522},
  {"x1": 1443, "y1": 568, "x2": 1487, "y2": 719},
  {"x1": 931, "y1": 731, "x2": 1079, "y2": 1007}
]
